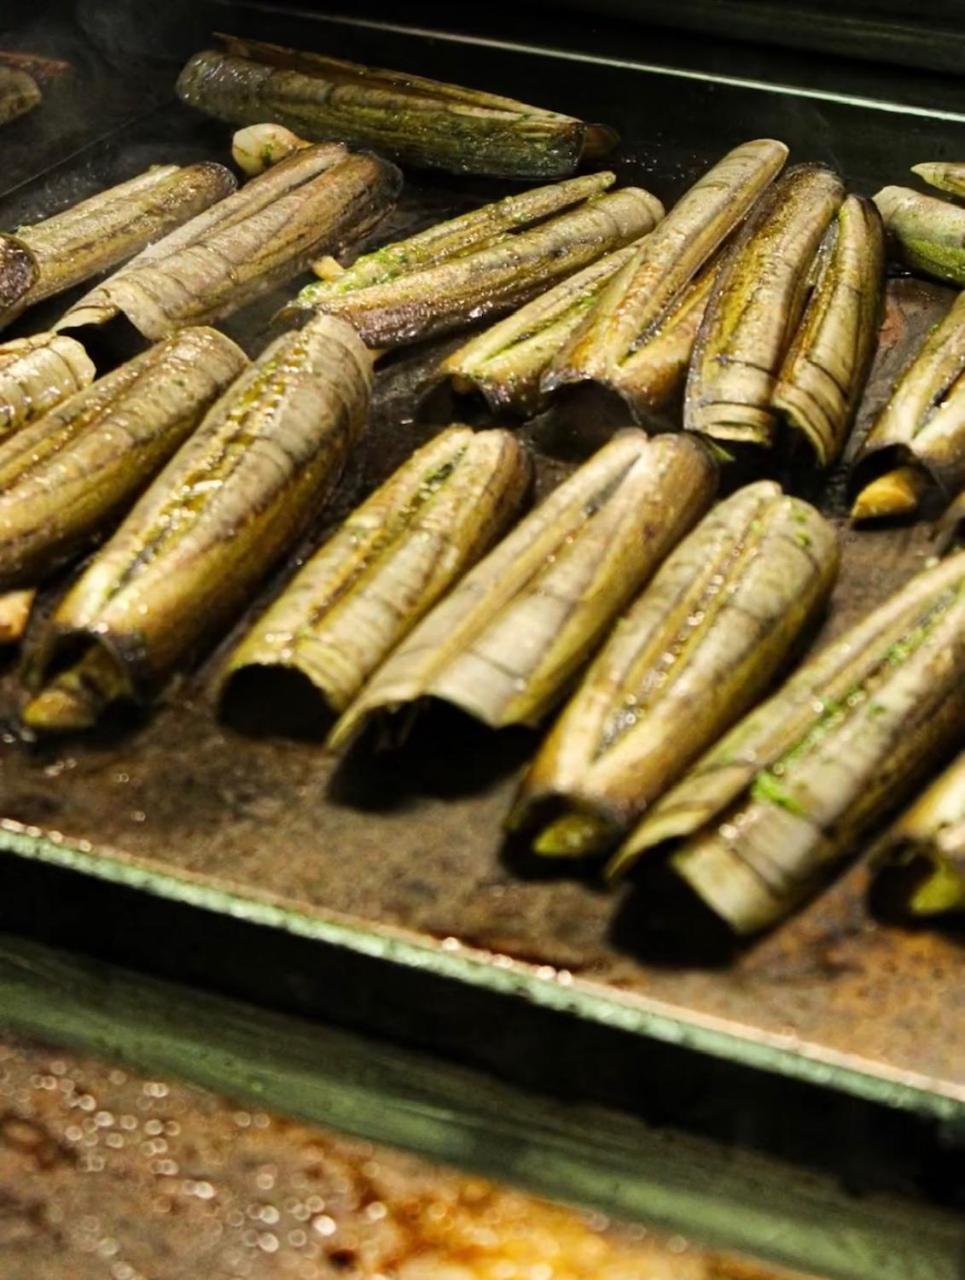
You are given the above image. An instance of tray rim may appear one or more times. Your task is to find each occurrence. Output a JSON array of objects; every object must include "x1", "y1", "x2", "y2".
[
  {"x1": 232, "y1": 5, "x2": 965, "y2": 125},
  {"x1": 2, "y1": 817, "x2": 961, "y2": 1123}
]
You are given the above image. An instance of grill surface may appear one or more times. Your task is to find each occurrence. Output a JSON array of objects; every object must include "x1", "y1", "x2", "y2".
[{"x1": 0, "y1": 0, "x2": 963, "y2": 1136}]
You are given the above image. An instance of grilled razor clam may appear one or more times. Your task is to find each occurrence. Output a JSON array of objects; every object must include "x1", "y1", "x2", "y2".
[
  {"x1": 874, "y1": 187, "x2": 965, "y2": 288},
  {"x1": 610, "y1": 551, "x2": 965, "y2": 936},
  {"x1": 685, "y1": 165, "x2": 845, "y2": 450},
  {"x1": 912, "y1": 162, "x2": 965, "y2": 200},
  {"x1": 936, "y1": 489, "x2": 965, "y2": 551},
  {"x1": 283, "y1": 186, "x2": 663, "y2": 349},
  {"x1": 541, "y1": 139, "x2": 788, "y2": 410},
  {"x1": 511, "y1": 483, "x2": 838, "y2": 857},
  {"x1": 772, "y1": 196, "x2": 885, "y2": 467},
  {"x1": 0, "y1": 332, "x2": 95, "y2": 439},
  {"x1": 177, "y1": 36, "x2": 616, "y2": 179},
  {"x1": 435, "y1": 245, "x2": 713, "y2": 423},
  {"x1": 872, "y1": 752, "x2": 965, "y2": 916},
  {"x1": 329, "y1": 432, "x2": 717, "y2": 751},
  {"x1": 851, "y1": 291, "x2": 965, "y2": 521},
  {"x1": 0, "y1": 163, "x2": 237, "y2": 330},
  {"x1": 0, "y1": 67, "x2": 40, "y2": 126},
  {"x1": 296, "y1": 172, "x2": 621, "y2": 304},
  {"x1": 0, "y1": 236, "x2": 37, "y2": 320},
  {"x1": 55, "y1": 145, "x2": 399, "y2": 350},
  {"x1": 0, "y1": 328, "x2": 247, "y2": 592},
  {"x1": 596, "y1": 257, "x2": 718, "y2": 428},
  {"x1": 433, "y1": 246, "x2": 637, "y2": 417},
  {"x1": 217, "y1": 426, "x2": 530, "y2": 733},
  {"x1": 21, "y1": 315, "x2": 371, "y2": 734}
]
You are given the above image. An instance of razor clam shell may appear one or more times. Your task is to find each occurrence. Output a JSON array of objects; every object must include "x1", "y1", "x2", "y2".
[
  {"x1": 0, "y1": 67, "x2": 40, "y2": 126},
  {"x1": 513, "y1": 481, "x2": 838, "y2": 845},
  {"x1": 177, "y1": 37, "x2": 615, "y2": 179},
  {"x1": 596, "y1": 255, "x2": 718, "y2": 426},
  {"x1": 0, "y1": 327, "x2": 247, "y2": 591},
  {"x1": 936, "y1": 489, "x2": 965, "y2": 551},
  {"x1": 55, "y1": 146, "x2": 400, "y2": 345},
  {"x1": 874, "y1": 185, "x2": 965, "y2": 287},
  {"x1": 772, "y1": 195, "x2": 885, "y2": 467},
  {"x1": 0, "y1": 332, "x2": 95, "y2": 440},
  {"x1": 612, "y1": 550, "x2": 965, "y2": 934},
  {"x1": 685, "y1": 164, "x2": 845, "y2": 449},
  {"x1": 852, "y1": 290, "x2": 965, "y2": 502},
  {"x1": 433, "y1": 245, "x2": 637, "y2": 416},
  {"x1": 296, "y1": 171, "x2": 618, "y2": 306},
  {"x1": 872, "y1": 751, "x2": 965, "y2": 916},
  {"x1": 542, "y1": 138, "x2": 789, "y2": 398},
  {"x1": 2, "y1": 162, "x2": 237, "y2": 330},
  {"x1": 285, "y1": 187, "x2": 663, "y2": 350},
  {"x1": 911, "y1": 162, "x2": 965, "y2": 200},
  {"x1": 0, "y1": 236, "x2": 38, "y2": 321},
  {"x1": 330, "y1": 431, "x2": 717, "y2": 748},
  {"x1": 25, "y1": 315, "x2": 371, "y2": 699},
  {"x1": 217, "y1": 425, "x2": 530, "y2": 726}
]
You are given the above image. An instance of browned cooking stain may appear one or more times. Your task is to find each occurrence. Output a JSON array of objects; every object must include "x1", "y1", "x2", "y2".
[{"x1": 0, "y1": 1036, "x2": 808, "y2": 1280}]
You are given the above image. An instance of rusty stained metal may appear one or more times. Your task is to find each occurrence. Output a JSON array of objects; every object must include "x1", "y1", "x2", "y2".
[{"x1": 0, "y1": 1032, "x2": 811, "y2": 1280}]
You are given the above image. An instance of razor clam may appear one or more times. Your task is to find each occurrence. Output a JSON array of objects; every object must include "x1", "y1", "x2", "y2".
[
  {"x1": 936, "y1": 489, "x2": 965, "y2": 551},
  {"x1": 297, "y1": 171, "x2": 620, "y2": 301},
  {"x1": 851, "y1": 290, "x2": 965, "y2": 520},
  {"x1": 511, "y1": 482, "x2": 838, "y2": 856},
  {"x1": 432, "y1": 245, "x2": 637, "y2": 417},
  {"x1": 911, "y1": 162, "x2": 965, "y2": 200},
  {"x1": 283, "y1": 184, "x2": 663, "y2": 349},
  {"x1": 0, "y1": 327, "x2": 247, "y2": 591},
  {"x1": 217, "y1": 425, "x2": 530, "y2": 733},
  {"x1": 0, "y1": 162, "x2": 237, "y2": 329},
  {"x1": 55, "y1": 145, "x2": 399, "y2": 351},
  {"x1": 598, "y1": 257, "x2": 719, "y2": 427},
  {"x1": 874, "y1": 186, "x2": 965, "y2": 287},
  {"x1": 0, "y1": 67, "x2": 40, "y2": 126},
  {"x1": 685, "y1": 164, "x2": 845, "y2": 449},
  {"x1": 872, "y1": 752, "x2": 965, "y2": 917},
  {"x1": 1, "y1": 332, "x2": 95, "y2": 440},
  {"x1": 610, "y1": 551, "x2": 965, "y2": 936},
  {"x1": 436, "y1": 246, "x2": 715, "y2": 422},
  {"x1": 772, "y1": 195, "x2": 885, "y2": 466},
  {"x1": 177, "y1": 35, "x2": 616, "y2": 179},
  {"x1": 22, "y1": 315, "x2": 371, "y2": 733},
  {"x1": 0, "y1": 236, "x2": 37, "y2": 320},
  {"x1": 0, "y1": 335, "x2": 107, "y2": 646},
  {"x1": 542, "y1": 139, "x2": 789, "y2": 414},
  {"x1": 330, "y1": 431, "x2": 717, "y2": 750}
]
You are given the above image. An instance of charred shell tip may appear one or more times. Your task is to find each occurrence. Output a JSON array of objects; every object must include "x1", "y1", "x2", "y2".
[{"x1": 582, "y1": 122, "x2": 620, "y2": 160}]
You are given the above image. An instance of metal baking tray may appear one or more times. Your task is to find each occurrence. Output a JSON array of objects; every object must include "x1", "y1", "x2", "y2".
[{"x1": 1, "y1": 3, "x2": 964, "y2": 1127}]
